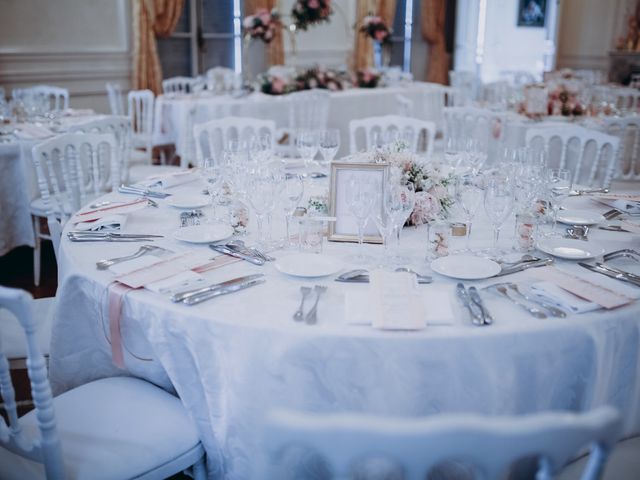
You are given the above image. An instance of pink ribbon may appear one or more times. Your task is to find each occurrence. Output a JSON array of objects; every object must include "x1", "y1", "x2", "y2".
[{"x1": 108, "y1": 282, "x2": 135, "y2": 369}]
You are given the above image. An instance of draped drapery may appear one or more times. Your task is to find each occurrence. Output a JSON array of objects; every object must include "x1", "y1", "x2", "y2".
[
  {"x1": 422, "y1": 0, "x2": 449, "y2": 84},
  {"x1": 244, "y1": 0, "x2": 284, "y2": 66},
  {"x1": 353, "y1": 0, "x2": 397, "y2": 70},
  {"x1": 133, "y1": 0, "x2": 185, "y2": 95}
]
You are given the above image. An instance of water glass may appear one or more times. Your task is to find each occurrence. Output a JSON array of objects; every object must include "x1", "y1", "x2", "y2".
[
  {"x1": 281, "y1": 174, "x2": 304, "y2": 248},
  {"x1": 484, "y1": 175, "x2": 514, "y2": 257},
  {"x1": 455, "y1": 172, "x2": 484, "y2": 252},
  {"x1": 318, "y1": 129, "x2": 340, "y2": 167},
  {"x1": 300, "y1": 218, "x2": 324, "y2": 254},
  {"x1": 514, "y1": 213, "x2": 536, "y2": 252},
  {"x1": 427, "y1": 221, "x2": 451, "y2": 259}
]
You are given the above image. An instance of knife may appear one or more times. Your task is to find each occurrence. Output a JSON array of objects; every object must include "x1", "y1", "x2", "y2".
[
  {"x1": 334, "y1": 275, "x2": 432, "y2": 284},
  {"x1": 118, "y1": 185, "x2": 171, "y2": 198},
  {"x1": 455, "y1": 283, "x2": 484, "y2": 326},
  {"x1": 468, "y1": 286, "x2": 493, "y2": 325},
  {"x1": 209, "y1": 244, "x2": 265, "y2": 266},
  {"x1": 578, "y1": 262, "x2": 640, "y2": 287},
  {"x1": 171, "y1": 274, "x2": 265, "y2": 303},
  {"x1": 68, "y1": 231, "x2": 164, "y2": 238},
  {"x1": 183, "y1": 276, "x2": 266, "y2": 305},
  {"x1": 493, "y1": 258, "x2": 553, "y2": 277},
  {"x1": 595, "y1": 262, "x2": 640, "y2": 282}
]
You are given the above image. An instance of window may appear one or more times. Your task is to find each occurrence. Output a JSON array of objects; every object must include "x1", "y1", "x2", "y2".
[
  {"x1": 389, "y1": 0, "x2": 414, "y2": 73},
  {"x1": 157, "y1": 0, "x2": 243, "y2": 78}
]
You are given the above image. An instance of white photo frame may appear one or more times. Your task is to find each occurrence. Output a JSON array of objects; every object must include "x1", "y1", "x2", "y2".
[{"x1": 328, "y1": 162, "x2": 387, "y2": 243}]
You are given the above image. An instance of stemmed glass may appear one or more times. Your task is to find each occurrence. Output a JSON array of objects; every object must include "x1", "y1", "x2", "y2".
[
  {"x1": 483, "y1": 175, "x2": 514, "y2": 257},
  {"x1": 383, "y1": 181, "x2": 416, "y2": 265},
  {"x1": 547, "y1": 168, "x2": 572, "y2": 236},
  {"x1": 246, "y1": 173, "x2": 278, "y2": 249},
  {"x1": 318, "y1": 129, "x2": 340, "y2": 168},
  {"x1": 346, "y1": 175, "x2": 378, "y2": 264},
  {"x1": 444, "y1": 134, "x2": 464, "y2": 172},
  {"x1": 463, "y1": 138, "x2": 488, "y2": 174},
  {"x1": 455, "y1": 172, "x2": 484, "y2": 252},
  {"x1": 200, "y1": 157, "x2": 223, "y2": 222},
  {"x1": 373, "y1": 209, "x2": 396, "y2": 267},
  {"x1": 295, "y1": 129, "x2": 319, "y2": 176},
  {"x1": 280, "y1": 174, "x2": 304, "y2": 248},
  {"x1": 249, "y1": 134, "x2": 273, "y2": 167}
]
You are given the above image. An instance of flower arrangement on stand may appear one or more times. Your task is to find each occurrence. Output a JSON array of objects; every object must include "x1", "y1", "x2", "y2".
[
  {"x1": 294, "y1": 67, "x2": 347, "y2": 91},
  {"x1": 243, "y1": 8, "x2": 281, "y2": 43},
  {"x1": 360, "y1": 15, "x2": 392, "y2": 69},
  {"x1": 291, "y1": 0, "x2": 333, "y2": 30},
  {"x1": 353, "y1": 68, "x2": 381, "y2": 88}
]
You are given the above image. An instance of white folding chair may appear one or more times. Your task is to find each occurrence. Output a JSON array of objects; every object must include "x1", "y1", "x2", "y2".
[
  {"x1": 349, "y1": 114, "x2": 436, "y2": 157},
  {"x1": 259, "y1": 407, "x2": 622, "y2": 480},
  {"x1": 602, "y1": 116, "x2": 640, "y2": 181},
  {"x1": 31, "y1": 133, "x2": 120, "y2": 261},
  {"x1": 193, "y1": 116, "x2": 277, "y2": 166},
  {"x1": 105, "y1": 83, "x2": 124, "y2": 116},
  {"x1": 68, "y1": 116, "x2": 131, "y2": 184},
  {"x1": 162, "y1": 76, "x2": 196, "y2": 95},
  {"x1": 612, "y1": 87, "x2": 640, "y2": 115},
  {"x1": 525, "y1": 125, "x2": 620, "y2": 189},
  {"x1": 31, "y1": 86, "x2": 69, "y2": 112},
  {"x1": 0, "y1": 286, "x2": 207, "y2": 480},
  {"x1": 206, "y1": 67, "x2": 237, "y2": 93},
  {"x1": 443, "y1": 106, "x2": 507, "y2": 164}
]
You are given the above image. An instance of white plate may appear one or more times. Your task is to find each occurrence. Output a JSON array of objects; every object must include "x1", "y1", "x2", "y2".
[
  {"x1": 430, "y1": 255, "x2": 501, "y2": 280},
  {"x1": 557, "y1": 209, "x2": 605, "y2": 226},
  {"x1": 275, "y1": 253, "x2": 344, "y2": 278},
  {"x1": 172, "y1": 224, "x2": 233, "y2": 244},
  {"x1": 536, "y1": 238, "x2": 606, "y2": 260},
  {"x1": 167, "y1": 194, "x2": 210, "y2": 209}
]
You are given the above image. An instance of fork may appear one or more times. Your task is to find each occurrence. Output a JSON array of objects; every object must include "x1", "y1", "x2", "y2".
[
  {"x1": 96, "y1": 245, "x2": 164, "y2": 270},
  {"x1": 305, "y1": 285, "x2": 328, "y2": 325},
  {"x1": 293, "y1": 286, "x2": 312, "y2": 322}
]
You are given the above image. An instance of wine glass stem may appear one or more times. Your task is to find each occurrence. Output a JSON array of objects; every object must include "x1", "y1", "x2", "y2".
[
  {"x1": 285, "y1": 214, "x2": 292, "y2": 246},
  {"x1": 266, "y1": 213, "x2": 272, "y2": 242},
  {"x1": 357, "y1": 221, "x2": 365, "y2": 251},
  {"x1": 256, "y1": 215, "x2": 265, "y2": 243},
  {"x1": 493, "y1": 226, "x2": 500, "y2": 252},
  {"x1": 395, "y1": 225, "x2": 401, "y2": 251},
  {"x1": 465, "y1": 221, "x2": 472, "y2": 251}
]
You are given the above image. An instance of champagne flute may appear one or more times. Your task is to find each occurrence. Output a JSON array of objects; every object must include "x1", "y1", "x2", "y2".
[
  {"x1": 280, "y1": 174, "x2": 304, "y2": 248},
  {"x1": 384, "y1": 182, "x2": 416, "y2": 265},
  {"x1": 295, "y1": 129, "x2": 319, "y2": 177},
  {"x1": 346, "y1": 175, "x2": 378, "y2": 264},
  {"x1": 318, "y1": 129, "x2": 340, "y2": 168},
  {"x1": 200, "y1": 157, "x2": 223, "y2": 222},
  {"x1": 247, "y1": 173, "x2": 277, "y2": 249},
  {"x1": 548, "y1": 168, "x2": 572, "y2": 236},
  {"x1": 483, "y1": 175, "x2": 514, "y2": 258},
  {"x1": 455, "y1": 172, "x2": 484, "y2": 252}
]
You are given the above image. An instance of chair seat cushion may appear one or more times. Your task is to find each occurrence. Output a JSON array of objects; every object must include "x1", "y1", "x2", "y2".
[
  {"x1": 0, "y1": 297, "x2": 54, "y2": 359},
  {"x1": 0, "y1": 377, "x2": 202, "y2": 480},
  {"x1": 558, "y1": 435, "x2": 640, "y2": 480},
  {"x1": 128, "y1": 164, "x2": 182, "y2": 184}
]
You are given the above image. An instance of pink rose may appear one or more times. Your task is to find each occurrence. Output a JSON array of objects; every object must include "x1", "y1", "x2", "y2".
[
  {"x1": 410, "y1": 192, "x2": 440, "y2": 226},
  {"x1": 258, "y1": 9, "x2": 271, "y2": 24},
  {"x1": 308, "y1": 0, "x2": 320, "y2": 8},
  {"x1": 272, "y1": 77, "x2": 285, "y2": 93},
  {"x1": 328, "y1": 82, "x2": 338, "y2": 91},
  {"x1": 374, "y1": 29, "x2": 388, "y2": 42}
]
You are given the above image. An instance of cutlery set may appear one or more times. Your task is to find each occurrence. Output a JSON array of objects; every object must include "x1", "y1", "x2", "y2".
[
  {"x1": 484, "y1": 283, "x2": 566, "y2": 319},
  {"x1": 335, "y1": 268, "x2": 432, "y2": 284},
  {"x1": 293, "y1": 285, "x2": 327, "y2": 325},
  {"x1": 95, "y1": 245, "x2": 172, "y2": 270},
  {"x1": 577, "y1": 249, "x2": 640, "y2": 287},
  {"x1": 68, "y1": 231, "x2": 164, "y2": 242},
  {"x1": 170, "y1": 274, "x2": 265, "y2": 305},
  {"x1": 180, "y1": 210, "x2": 203, "y2": 227},
  {"x1": 118, "y1": 185, "x2": 171, "y2": 199},
  {"x1": 209, "y1": 241, "x2": 273, "y2": 266},
  {"x1": 456, "y1": 283, "x2": 492, "y2": 326},
  {"x1": 493, "y1": 256, "x2": 553, "y2": 277}
]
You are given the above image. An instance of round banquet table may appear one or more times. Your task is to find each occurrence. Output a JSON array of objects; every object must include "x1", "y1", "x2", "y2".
[{"x1": 51, "y1": 175, "x2": 640, "y2": 479}]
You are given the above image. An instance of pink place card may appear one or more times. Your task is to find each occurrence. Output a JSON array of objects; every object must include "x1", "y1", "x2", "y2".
[
  {"x1": 530, "y1": 266, "x2": 633, "y2": 309},
  {"x1": 73, "y1": 198, "x2": 149, "y2": 223},
  {"x1": 116, "y1": 251, "x2": 215, "y2": 288}
]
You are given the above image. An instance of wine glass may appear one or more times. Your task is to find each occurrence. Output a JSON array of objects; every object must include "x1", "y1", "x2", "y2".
[
  {"x1": 455, "y1": 172, "x2": 484, "y2": 252},
  {"x1": 295, "y1": 129, "x2": 319, "y2": 176},
  {"x1": 384, "y1": 182, "x2": 416, "y2": 265},
  {"x1": 280, "y1": 174, "x2": 304, "y2": 248},
  {"x1": 372, "y1": 209, "x2": 396, "y2": 267},
  {"x1": 318, "y1": 129, "x2": 340, "y2": 168},
  {"x1": 246, "y1": 173, "x2": 278, "y2": 249},
  {"x1": 547, "y1": 168, "x2": 572, "y2": 236},
  {"x1": 200, "y1": 157, "x2": 223, "y2": 222},
  {"x1": 346, "y1": 175, "x2": 378, "y2": 264},
  {"x1": 463, "y1": 138, "x2": 488, "y2": 174},
  {"x1": 444, "y1": 134, "x2": 464, "y2": 172},
  {"x1": 483, "y1": 175, "x2": 514, "y2": 258}
]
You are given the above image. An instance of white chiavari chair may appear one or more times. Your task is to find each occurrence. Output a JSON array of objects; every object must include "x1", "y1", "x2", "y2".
[
  {"x1": 31, "y1": 133, "x2": 119, "y2": 261},
  {"x1": 258, "y1": 407, "x2": 621, "y2": 480},
  {"x1": 526, "y1": 125, "x2": 620, "y2": 189},
  {"x1": 349, "y1": 114, "x2": 436, "y2": 157},
  {"x1": 206, "y1": 67, "x2": 236, "y2": 93},
  {"x1": 162, "y1": 76, "x2": 196, "y2": 95},
  {"x1": 0, "y1": 286, "x2": 207, "y2": 480},
  {"x1": 194, "y1": 116, "x2": 276, "y2": 166},
  {"x1": 612, "y1": 87, "x2": 640, "y2": 115},
  {"x1": 105, "y1": 82, "x2": 124, "y2": 116},
  {"x1": 602, "y1": 116, "x2": 640, "y2": 181},
  {"x1": 442, "y1": 106, "x2": 507, "y2": 163},
  {"x1": 31, "y1": 85, "x2": 69, "y2": 112}
]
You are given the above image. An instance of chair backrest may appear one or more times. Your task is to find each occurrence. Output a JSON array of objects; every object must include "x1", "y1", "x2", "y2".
[
  {"x1": 287, "y1": 89, "x2": 331, "y2": 132},
  {"x1": 68, "y1": 116, "x2": 131, "y2": 184},
  {"x1": 349, "y1": 114, "x2": 436, "y2": 157},
  {"x1": 162, "y1": 76, "x2": 195, "y2": 95},
  {"x1": 206, "y1": 67, "x2": 237, "y2": 93},
  {"x1": 193, "y1": 116, "x2": 276, "y2": 165},
  {"x1": 259, "y1": 407, "x2": 622, "y2": 480},
  {"x1": 31, "y1": 85, "x2": 69, "y2": 112},
  {"x1": 482, "y1": 81, "x2": 512, "y2": 109},
  {"x1": 612, "y1": 87, "x2": 640, "y2": 115},
  {"x1": 442, "y1": 106, "x2": 506, "y2": 163},
  {"x1": 602, "y1": 116, "x2": 640, "y2": 180},
  {"x1": 499, "y1": 70, "x2": 537, "y2": 86},
  {"x1": 0, "y1": 286, "x2": 65, "y2": 479},
  {"x1": 31, "y1": 132, "x2": 119, "y2": 253},
  {"x1": 105, "y1": 83, "x2": 125, "y2": 116},
  {"x1": 127, "y1": 89, "x2": 154, "y2": 163},
  {"x1": 525, "y1": 125, "x2": 620, "y2": 189}
]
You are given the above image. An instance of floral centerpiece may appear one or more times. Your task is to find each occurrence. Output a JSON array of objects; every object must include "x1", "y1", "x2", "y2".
[
  {"x1": 360, "y1": 15, "x2": 392, "y2": 44},
  {"x1": 257, "y1": 72, "x2": 295, "y2": 95},
  {"x1": 294, "y1": 67, "x2": 347, "y2": 91},
  {"x1": 547, "y1": 83, "x2": 584, "y2": 117},
  {"x1": 291, "y1": 0, "x2": 333, "y2": 30},
  {"x1": 353, "y1": 68, "x2": 381, "y2": 88},
  {"x1": 243, "y1": 8, "x2": 281, "y2": 43}
]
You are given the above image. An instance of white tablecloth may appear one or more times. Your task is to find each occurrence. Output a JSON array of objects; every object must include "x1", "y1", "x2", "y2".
[
  {"x1": 155, "y1": 84, "x2": 438, "y2": 162},
  {"x1": 50, "y1": 176, "x2": 640, "y2": 479}
]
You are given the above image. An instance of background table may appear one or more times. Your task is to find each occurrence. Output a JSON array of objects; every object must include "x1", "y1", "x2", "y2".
[{"x1": 50, "y1": 178, "x2": 640, "y2": 480}]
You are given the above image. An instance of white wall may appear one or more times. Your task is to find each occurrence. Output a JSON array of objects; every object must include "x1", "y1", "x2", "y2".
[{"x1": 0, "y1": 0, "x2": 132, "y2": 112}]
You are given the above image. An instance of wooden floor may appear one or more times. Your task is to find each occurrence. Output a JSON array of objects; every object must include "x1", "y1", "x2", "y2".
[{"x1": 0, "y1": 243, "x2": 58, "y2": 297}]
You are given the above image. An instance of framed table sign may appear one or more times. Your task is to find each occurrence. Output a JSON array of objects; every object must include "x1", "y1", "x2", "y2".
[{"x1": 328, "y1": 161, "x2": 387, "y2": 243}]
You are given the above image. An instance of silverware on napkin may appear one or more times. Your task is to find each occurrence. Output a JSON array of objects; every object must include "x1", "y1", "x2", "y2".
[
  {"x1": 183, "y1": 276, "x2": 265, "y2": 305},
  {"x1": 456, "y1": 283, "x2": 484, "y2": 326},
  {"x1": 209, "y1": 244, "x2": 265, "y2": 266},
  {"x1": 335, "y1": 269, "x2": 432, "y2": 284},
  {"x1": 578, "y1": 262, "x2": 640, "y2": 287},
  {"x1": 118, "y1": 185, "x2": 171, "y2": 199},
  {"x1": 171, "y1": 273, "x2": 265, "y2": 303},
  {"x1": 483, "y1": 284, "x2": 548, "y2": 319},
  {"x1": 304, "y1": 285, "x2": 327, "y2": 325},
  {"x1": 96, "y1": 245, "x2": 171, "y2": 270},
  {"x1": 492, "y1": 257, "x2": 554, "y2": 277},
  {"x1": 468, "y1": 286, "x2": 493, "y2": 324}
]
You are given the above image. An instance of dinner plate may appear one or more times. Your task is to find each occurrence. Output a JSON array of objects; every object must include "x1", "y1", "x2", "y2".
[
  {"x1": 167, "y1": 194, "x2": 210, "y2": 209},
  {"x1": 557, "y1": 209, "x2": 605, "y2": 226},
  {"x1": 430, "y1": 255, "x2": 501, "y2": 280},
  {"x1": 536, "y1": 238, "x2": 606, "y2": 260},
  {"x1": 172, "y1": 224, "x2": 233, "y2": 244},
  {"x1": 275, "y1": 253, "x2": 344, "y2": 278}
]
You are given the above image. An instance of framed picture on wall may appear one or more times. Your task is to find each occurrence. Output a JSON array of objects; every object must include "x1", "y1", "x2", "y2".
[{"x1": 517, "y1": 0, "x2": 547, "y2": 27}]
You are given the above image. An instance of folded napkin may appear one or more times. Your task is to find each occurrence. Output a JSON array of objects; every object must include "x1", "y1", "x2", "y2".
[
  {"x1": 140, "y1": 170, "x2": 198, "y2": 189},
  {"x1": 74, "y1": 214, "x2": 126, "y2": 232},
  {"x1": 345, "y1": 274, "x2": 455, "y2": 329},
  {"x1": 13, "y1": 123, "x2": 53, "y2": 140},
  {"x1": 529, "y1": 281, "x2": 600, "y2": 314},
  {"x1": 109, "y1": 255, "x2": 164, "y2": 275}
]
